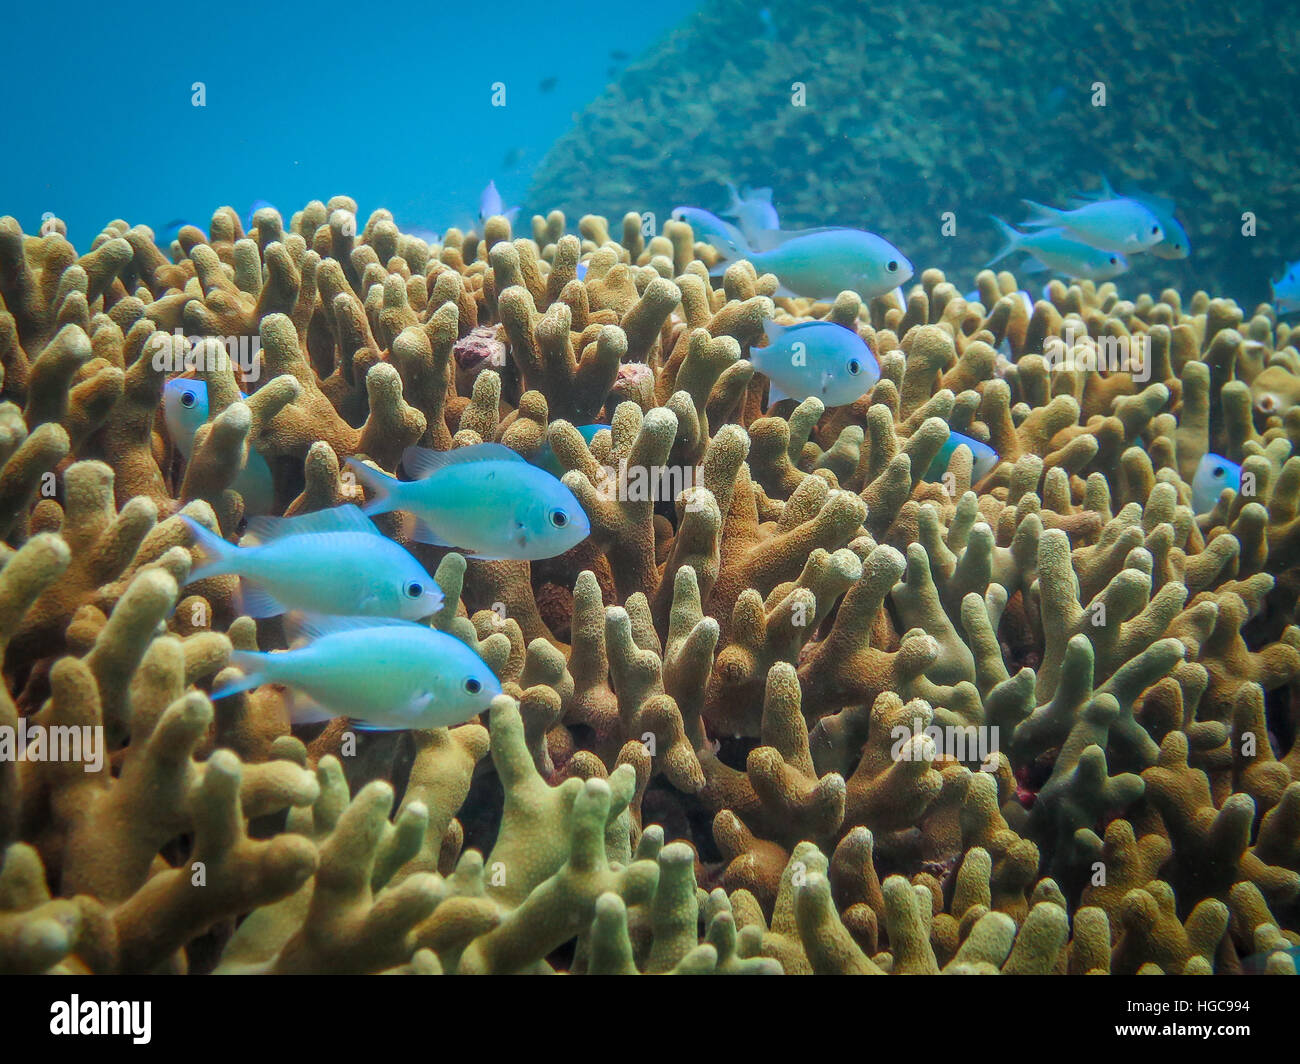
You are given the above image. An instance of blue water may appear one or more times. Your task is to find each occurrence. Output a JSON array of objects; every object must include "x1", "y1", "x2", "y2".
[{"x1": 0, "y1": 0, "x2": 699, "y2": 244}]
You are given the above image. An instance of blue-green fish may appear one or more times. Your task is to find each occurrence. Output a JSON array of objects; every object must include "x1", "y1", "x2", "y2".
[
  {"x1": 530, "y1": 424, "x2": 605, "y2": 478},
  {"x1": 1019, "y1": 197, "x2": 1164, "y2": 255},
  {"x1": 211, "y1": 615, "x2": 501, "y2": 730},
  {"x1": 721, "y1": 184, "x2": 781, "y2": 245},
  {"x1": 1191, "y1": 453, "x2": 1241, "y2": 514},
  {"x1": 1071, "y1": 176, "x2": 1190, "y2": 260},
  {"x1": 753, "y1": 319, "x2": 880, "y2": 407},
  {"x1": 346, "y1": 442, "x2": 591, "y2": 560},
  {"x1": 987, "y1": 219, "x2": 1129, "y2": 280},
  {"x1": 671, "y1": 207, "x2": 749, "y2": 257},
  {"x1": 181, "y1": 505, "x2": 444, "y2": 620},
  {"x1": 924, "y1": 431, "x2": 1000, "y2": 482},
  {"x1": 1272, "y1": 260, "x2": 1300, "y2": 316},
  {"x1": 163, "y1": 378, "x2": 275, "y2": 515},
  {"x1": 708, "y1": 227, "x2": 913, "y2": 302}
]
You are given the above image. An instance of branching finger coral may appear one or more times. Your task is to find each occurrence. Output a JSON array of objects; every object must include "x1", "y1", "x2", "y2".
[{"x1": 1, "y1": 197, "x2": 1298, "y2": 981}]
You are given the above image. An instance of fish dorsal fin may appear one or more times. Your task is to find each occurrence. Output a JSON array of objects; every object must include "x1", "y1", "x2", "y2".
[
  {"x1": 749, "y1": 226, "x2": 847, "y2": 250},
  {"x1": 245, "y1": 503, "x2": 378, "y2": 543},
  {"x1": 284, "y1": 612, "x2": 427, "y2": 644},
  {"x1": 782, "y1": 319, "x2": 837, "y2": 334},
  {"x1": 401, "y1": 443, "x2": 525, "y2": 479},
  {"x1": 1125, "y1": 189, "x2": 1175, "y2": 214},
  {"x1": 760, "y1": 317, "x2": 784, "y2": 344},
  {"x1": 745, "y1": 186, "x2": 774, "y2": 203}
]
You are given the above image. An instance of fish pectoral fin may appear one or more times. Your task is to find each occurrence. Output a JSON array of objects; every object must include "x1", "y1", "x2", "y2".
[
  {"x1": 410, "y1": 518, "x2": 455, "y2": 547},
  {"x1": 766, "y1": 380, "x2": 793, "y2": 406},
  {"x1": 239, "y1": 580, "x2": 288, "y2": 619},
  {"x1": 285, "y1": 691, "x2": 336, "y2": 726}
]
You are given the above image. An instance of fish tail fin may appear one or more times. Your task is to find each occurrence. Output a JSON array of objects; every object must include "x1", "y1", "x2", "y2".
[
  {"x1": 984, "y1": 217, "x2": 1024, "y2": 268},
  {"x1": 1019, "y1": 200, "x2": 1060, "y2": 228},
  {"x1": 181, "y1": 515, "x2": 238, "y2": 583},
  {"x1": 722, "y1": 182, "x2": 743, "y2": 216},
  {"x1": 344, "y1": 458, "x2": 399, "y2": 516},
  {"x1": 210, "y1": 649, "x2": 270, "y2": 700}
]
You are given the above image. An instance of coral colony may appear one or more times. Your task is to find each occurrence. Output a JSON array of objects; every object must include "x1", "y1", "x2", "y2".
[{"x1": 0, "y1": 193, "x2": 1299, "y2": 980}]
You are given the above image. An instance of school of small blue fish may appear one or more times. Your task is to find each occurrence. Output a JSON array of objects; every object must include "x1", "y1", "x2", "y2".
[
  {"x1": 987, "y1": 177, "x2": 1195, "y2": 283},
  {"x1": 157, "y1": 180, "x2": 1298, "y2": 738}
]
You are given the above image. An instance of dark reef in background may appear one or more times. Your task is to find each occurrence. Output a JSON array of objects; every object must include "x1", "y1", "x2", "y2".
[{"x1": 527, "y1": 0, "x2": 1300, "y2": 307}]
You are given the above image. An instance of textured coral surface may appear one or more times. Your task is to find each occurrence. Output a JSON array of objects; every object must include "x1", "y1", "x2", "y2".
[{"x1": 1, "y1": 199, "x2": 1299, "y2": 975}]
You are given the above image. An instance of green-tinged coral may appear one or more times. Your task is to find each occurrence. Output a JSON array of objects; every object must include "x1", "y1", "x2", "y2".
[{"x1": 0, "y1": 198, "x2": 1298, "y2": 977}]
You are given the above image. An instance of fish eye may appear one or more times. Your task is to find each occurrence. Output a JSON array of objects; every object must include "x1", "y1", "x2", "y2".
[
  {"x1": 404, "y1": 580, "x2": 424, "y2": 598},
  {"x1": 1151, "y1": 225, "x2": 1160, "y2": 235},
  {"x1": 464, "y1": 677, "x2": 482, "y2": 694},
  {"x1": 549, "y1": 508, "x2": 569, "y2": 528},
  {"x1": 1109, "y1": 256, "x2": 1118, "y2": 264},
  {"x1": 886, "y1": 260, "x2": 898, "y2": 272},
  {"x1": 1212, "y1": 467, "x2": 1226, "y2": 479},
  {"x1": 180, "y1": 390, "x2": 196, "y2": 408},
  {"x1": 847, "y1": 359, "x2": 861, "y2": 375}
]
